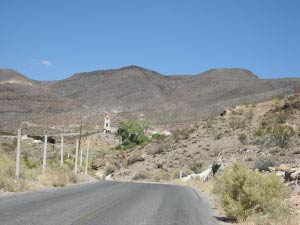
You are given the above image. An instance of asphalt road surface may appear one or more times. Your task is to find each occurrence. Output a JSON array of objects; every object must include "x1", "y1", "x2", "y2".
[{"x1": 0, "y1": 181, "x2": 219, "y2": 225}]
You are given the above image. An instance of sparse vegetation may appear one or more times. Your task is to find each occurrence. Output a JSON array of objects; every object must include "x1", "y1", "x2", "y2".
[
  {"x1": 188, "y1": 160, "x2": 203, "y2": 173},
  {"x1": 271, "y1": 124, "x2": 295, "y2": 148},
  {"x1": 151, "y1": 133, "x2": 167, "y2": 141},
  {"x1": 104, "y1": 164, "x2": 117, "y2": 176},
  {"x1": 1, "y1": 140, "x2": 16, "y2": 153},
  {"x1": 255, "y1": 158, "x2": 276, "y2": 171},
  {"x1": 172, "y1": 129, "x2": 193, "y2": 143},
  {"x1": 238, "y1": 133, "x2": 248, "y2": 145},
  {"x1": 132, "y1": 171, "x2": 150, "y2": 180},
  {"x1": 126, "y1": 154, "x2": 144, "y2": 165},
  {"x1": 275, "y1": 111, "x2": 288, "y2": 124},
  {"x1": 229, "y1": 117, "x2": 247, "y2": 130}
]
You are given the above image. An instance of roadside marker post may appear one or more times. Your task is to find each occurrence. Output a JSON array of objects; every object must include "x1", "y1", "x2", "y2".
[
  {"x1": 74, "y1": 139, "x2": 79, "y2": 174},
  {"x1": 15, "y1": 128, "x2": 21, "y2": 179},
  {"x1": 84, "y1": 140, "x2": 90, "y2": 175},
  {"x1": 179, "y1": 169, "x2": 183, "y2": 180},
  {"x1": 42, "y1": 135, "x2": 48, "y2": 173},
  {"x1": 60, "y1": 135, "x2": 64, "y2": 166}
]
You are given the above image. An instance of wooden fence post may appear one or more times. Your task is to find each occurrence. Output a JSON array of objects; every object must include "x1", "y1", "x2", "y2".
[
  {"x1": 60, "y1": 135, "x2": 64, "y2": 166},
  {"x1": 74, "y1": 139, "x2": 79, "y2": 174},
  {"x1": 15, "y1": 128, "x2": 21, "y2": 179},
  {"x1": 42, "y1": 135, "x2": 48, "y2": 173},
  {"x1": 79, "y1": 148, "x2": 83, "y2": 167},
  {"x1": 84, "y1": 140, "x2": 90, "y2": 175}
]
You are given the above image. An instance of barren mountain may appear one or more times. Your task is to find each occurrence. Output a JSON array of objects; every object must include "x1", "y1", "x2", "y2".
[
  {"x1": 1, "y1": 66, "x2": 300, "y2": 132},
  {"x1": 0, "y1": 69, "x2": 78, "y2": 132}
]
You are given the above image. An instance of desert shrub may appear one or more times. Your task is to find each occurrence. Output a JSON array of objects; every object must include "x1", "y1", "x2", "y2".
[
  {"x1": 126, "y1": 154, "x2": 144, "y2": 165},
  {"x1": 1, "y1": 140, "x2": 17, "y2": 153},
  {"x1": 271, "y1": 124, "x2": 294, "y2": 148},
  {"x1": 151, "y1": 133, "x2": 167, "y2": 141},
  {"x1": 238, "y1": 133, "x2": 247, "y2": 145},
  {"x1": 0, "y1": 155, "x2": 17, "y2": 191},
  {"x1": 214, "y1": 132, "x2": 222, "y2": 140},
  {"x1": 255, "y1": 158, "x2": 276, "y2": 171},
  {"x1": 188, "y1": 161, "x2": 203, "y2": 174},
  {"x1": 213, "y1": 163, "x2": 290, "y2": 221},
  {"x1": 246, "y1": 110, "x2": 254, "y2": 121},
  {"x1": 153, "y1": 171, "x2": 170, "y2": 182},
  {"x1": 229, "y1": 117, "x2": 247, "y2": 130},
  {"x1": 172, "y1": 129, "x2": 193, "y2": 142},
  {"x1": 253, "y1": 127, "x2": 271, "y2": 145},
  {"x1": 147, "y1": 143, "x2": 168, "y2": 155},
  {"x1": 132, "y1": 171, "x2": 150, "y2": 180},
  {"x1": 275, "y1": 111, "x2": 288, "y2": 124},
  {"x1": 64, "y1": 158, "x2": 74, "y2": 169},
  {"x1": 104, "y1": 164, "x2": 116, "y2": 176},
  {"x1": 39, "y1": 168, "x2": 79, "y2": 187},
  {"x1": 23, "y1": 153, "x2": 40, "y2": 169},
  {"x1": 205, "y1": 119, "x2": 214, "y2": 128},
  {"x1": 120, "y1": 139, "x2": 137, "y2": 149}
]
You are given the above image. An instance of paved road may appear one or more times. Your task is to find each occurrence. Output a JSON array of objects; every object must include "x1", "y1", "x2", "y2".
[{"x1": 0, "y1": 181, "x2": 219, "y2": 225}]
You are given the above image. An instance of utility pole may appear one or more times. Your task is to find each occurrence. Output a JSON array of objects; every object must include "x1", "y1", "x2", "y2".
[
  {"x1": 15, "y1": 128, "x2": 21, "y2": 179},
  {"x1": 42, "y1": 135, "x2": 48, "y2": 173},
  {"x1": 74, "y1": 139, "x2": 79, "y2": 174},
  {"x1": 60, "y1": 135, "x2": 64, "y2": 166},
  {"x1": 84, "y1": 140, "x2": 90, "y2": 175}
]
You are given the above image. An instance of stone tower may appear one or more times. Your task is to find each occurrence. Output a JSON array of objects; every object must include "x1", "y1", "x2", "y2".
[{"x1": 103, "y1": 114, "x2": 111, "y2": 133}]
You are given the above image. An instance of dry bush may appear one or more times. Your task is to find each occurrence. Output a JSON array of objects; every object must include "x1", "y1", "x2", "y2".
[
  {"x1": 1, "y1": 140, "x2": 16, "y2": 153},
  {"x1": 255, "y1": 158, "x2": 276, "y2": 171},
  {"x1": 172, "y1": 129, "x2": 193, "y2": 143},
  {"x1": 126, "y1": 154, "x2": 144, "y2": 165},
  {"x1": 147, "y1": 143, "x2": 168, "y2": 155},
  {"x1": 38, "y1": 168, "x2": 79, "y2": 187},
  {"x1": 213, "y1": 163, "x2": 290, "y2": 221},
  {"x1": 188, "y1": 160, "x2": 203, "y2": 174},
  {"x1": 153, "y1": 171, "x2": 170, "y2": 182},
  {"x1": 229, "y1": 117, "x2": 247, "y2": 130},
  {"x1": 239, "y1": 133, "x2": 248, "y2": 145},
  {"x1": 275, "y1": 111, "x2": 288, "y2": 124},
  {"x1": 271, "y1": 124, "x2": 295, "y2": 148},
  {"x1": 104, "y1": 164, "x2": 116, "y2": 176},
  {"x1": 0, "y1": 155, "x2": 31, "y2": 192},
  {"x1": 132, "y1": 171, "x2": 150, "y2": 180}
]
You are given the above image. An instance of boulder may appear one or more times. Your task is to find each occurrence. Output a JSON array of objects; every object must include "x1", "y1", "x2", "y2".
[
  {"x1": 278, "y1": 164, "x2": 290, "y2": 171},
  {"x1": 105, "y1": 174, "x2": 113, "y2": 181},
  {"x1": 291, "y1": 169, "x2": 300, "y2": 180}
]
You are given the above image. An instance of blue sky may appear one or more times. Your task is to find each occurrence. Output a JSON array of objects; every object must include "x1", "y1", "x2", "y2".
[{"x1": 0, "y1": 0, "x2": 299, "y2": 80}]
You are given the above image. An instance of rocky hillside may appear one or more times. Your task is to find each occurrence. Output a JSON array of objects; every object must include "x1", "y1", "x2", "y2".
[
  {"x1": 1, "y1": 66, "x2": 300, "y2": 132},
  {"x1": 91, "y1": 93, "x2": 300, "y2": 182},
  {"x1": 0, "y1": 69, "x2": 78, "y2": 132}
]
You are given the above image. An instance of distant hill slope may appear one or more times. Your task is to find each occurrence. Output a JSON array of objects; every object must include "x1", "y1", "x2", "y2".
[
  {"x1": 1, "y1": 66, "x2": 300, "y2": 132},
  {"x1": 0, "y1": 69, "x2": 78, "y2": 131},
  {"x1": 47, "y1": 66, "x2": 300, "y2": 124},
  {"x1": 0, "y1": 69, "x2": 38, "y2": 86}
]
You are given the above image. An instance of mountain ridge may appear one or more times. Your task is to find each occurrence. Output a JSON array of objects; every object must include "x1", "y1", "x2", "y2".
[{"x1": 1, "y1": 66, "x2": 300, "y2": 132}]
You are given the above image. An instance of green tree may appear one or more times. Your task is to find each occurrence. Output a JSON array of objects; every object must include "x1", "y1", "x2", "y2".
[{"x1": 115, "y1": 120, "x2": 150, "y2": 148}]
